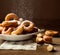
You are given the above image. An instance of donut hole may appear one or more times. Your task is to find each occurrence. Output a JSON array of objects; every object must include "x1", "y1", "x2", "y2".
[
  {"x1": 24, "y1": 22, "x2": 30, "y2": 27},
  {"x1": 4, "y1": 27, "x2": 9, "y2": 31},
  {"x1": 9, "y1": 18, "x2": 14, "y2": 20}
]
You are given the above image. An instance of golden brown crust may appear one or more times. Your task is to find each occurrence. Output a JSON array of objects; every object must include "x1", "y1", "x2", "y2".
[
  {"x1": 11, "y1": 25, "x2": 24, "y2": 35},
  {"x1": 2, "y1": 27, "x2": 13, "y2": 35},
  {"x1": 0, "y1": 23, "x2": 2, "y2": 27},
  {"x1": 5, "y1": 13, "x2": 18, "y2": 21},
  {"x1": 43, "y1": 35, "x2": 52, "y2": 43},
  {"x1": 36, "y1": 37, "x2": 43, "y2": 44},
  {"x1": 45, "y1": 30, "x2": 59, "y2": 36},
  {"x1": 21, "y1": 20, "x2": 34, "y2": 32},
  {"x1": 0, "y1": 27, "x2": 4, "y2": 34},
  {"x1": 2, "y1": 21, "x2": 18, "y2": 27},
  {"x1": 47, "y1": 44, "x2": 54, "y2": 52},
  {"x1": 37, "y1": 33, "x2": 43, "y2": 38}
]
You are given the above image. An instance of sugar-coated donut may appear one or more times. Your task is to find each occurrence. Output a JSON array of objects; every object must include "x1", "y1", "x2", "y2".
[
  {"x1": 2, "y1": 27, "x2": 13, "y2": 35},
  {"x1": 2, "y1": 21, "x2": 18, "y2": 27},
  {"x1": 5, "y1": 13, "x2": 18, "y2": 21},
  {"x1": 11, "y1": 25, "x2": 23, "y2": 35},
  {"x1": 21, "y1": 20, "x2": 34, "y2": 32}
]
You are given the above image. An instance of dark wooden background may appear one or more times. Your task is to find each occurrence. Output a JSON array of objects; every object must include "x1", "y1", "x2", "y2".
[{"x1": 0, "y1": 0, "x2": 60, "y2": 31}]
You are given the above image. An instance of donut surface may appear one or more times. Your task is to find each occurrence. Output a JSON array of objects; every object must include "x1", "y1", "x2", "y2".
[
  {"x1": 11, "y1": 25, "x2": 23, "y2": 35},
  {"x1": 2, "y1": 27, "x2": 13, "y2": 35},
  {"x1": 45, "y1": 30, "x2": 59, "y2": 36},
  {"x1": 2, "y1": 21, "x2": 18, "y2": 27},
  {"x1": 21, "y1": 20, "x2": 34, "y2": 32},
  {"x1": 5, "y1": 13, "x2": 18, "y2": 21},
  {"x1": 0, "y1": 23, "x2": 2, "y2": 26},
  {"x1": 0, "y1": 27, "x2": 4, "y2": 34}
]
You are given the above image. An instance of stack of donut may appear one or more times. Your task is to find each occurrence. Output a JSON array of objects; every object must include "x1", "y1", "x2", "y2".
[{"x1": 0, "y1": 13, "x2": 37, "y2": 35}]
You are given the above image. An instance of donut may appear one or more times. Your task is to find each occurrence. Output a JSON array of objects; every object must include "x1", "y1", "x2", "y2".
[
  {"x1": 11, "y1": 25, "x2": 23, "y2": 35},
  {"x1": 36, "y1": 36, "x2": 44, "y2": 44},
  {"x1": 22, "y1": 27, "x2": 38, "y2": 34},
  {"x1": 0, "y1": 27, "x2": 4, "y2": 33},
  {"x1": 2, "y1": 27, "x2": 13, "y2": 35},
  {"x1": 0, "y1": 23, "x2": 2, "y2": 26},
  {"x1": 5, "y1": 13, "x2": 18, "y2": 21},
  {"x1": 37, "y1": 33, "x2": 43, "y2": 38},
  {"x1": 0, "y1": 23, "x2": 4, "y2": 33},
  {"x1": 47, "y1": 44, "x2": 54, "y2": 52},
  {"x1": 21, "y1": 20, "x2": 34, "y2": 32},
  {"x1": 45, "y1": 30, "x2": 59, "y2": 36},
  {"x1": 2, "y1": 21, "x2": 18, "y2": 27},
  {"x1": 11, "y1": 27, "x2": 17, "y2": 31},
  {"x1": 43, "y1": 35, "x2": 52, "y2": 43}
]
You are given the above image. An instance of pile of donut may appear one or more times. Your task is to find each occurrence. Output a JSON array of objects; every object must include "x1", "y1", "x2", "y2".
[
  {"x1": 36, "y1": 30, "x2": 59, "y2": 44},
  {"x1": 36, "y1": 30, "x2": 59, "y2": 51},
  {"x1": 0, "y1": 13, "x2": 37, "y2": 35}
]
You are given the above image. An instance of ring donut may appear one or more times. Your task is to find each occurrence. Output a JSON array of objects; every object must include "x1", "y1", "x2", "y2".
[
  {"x1": 5, "y1": 13, "x2": 18, "y2": 21},
  {"x1": 21, "y1": 20, "x2": 34, "y2": 32},
  {"x1": 0, "y1": 23, "x2": 2, "y2": 26},
  {"x1": 2, "y1": 21, "x2": 18, "y2": 27},
  {"x1": 0, "y1": 27, "x2": 4, "y2": 34},
  {"x1": 45, "y1": 30, "x2": 59, "y2": 36},
  {"x1": 2, "y1": 27, "x2": 13, "y2": 35},
  {"x1": 11, "y1": 25, "x2": 23, "y2": 35}
]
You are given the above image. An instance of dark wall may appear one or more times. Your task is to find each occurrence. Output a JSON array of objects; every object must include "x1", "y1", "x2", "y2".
[
  {"x1": 33, "y1": 0, "x2": 60, "y2": 31},
  {"x1": 0, "y1": 0, "x2": 60, "y2": 31}
]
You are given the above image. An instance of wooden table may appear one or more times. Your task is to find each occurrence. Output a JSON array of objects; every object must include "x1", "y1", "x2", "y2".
[{"x1": 0, "y1": 38, "x2": 60, "y2": 55}]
